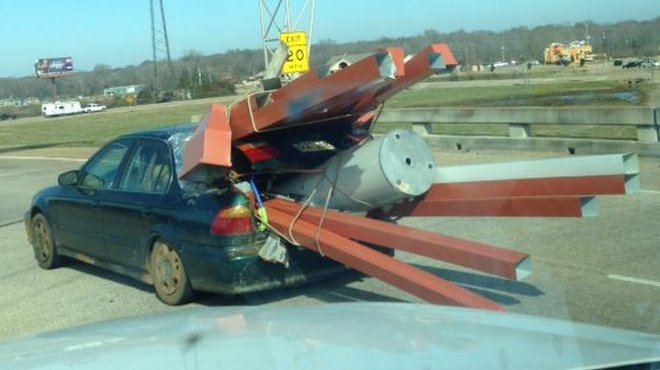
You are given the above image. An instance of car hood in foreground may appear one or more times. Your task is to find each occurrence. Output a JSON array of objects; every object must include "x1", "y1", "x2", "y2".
[{"x1": 0, "y1": 303, "x2": 658, "y2": 370}]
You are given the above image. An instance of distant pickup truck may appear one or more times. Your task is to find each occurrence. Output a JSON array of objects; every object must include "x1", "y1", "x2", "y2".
[{"x1": 82, "y1": 103, "x2": 107, "y2": 113}]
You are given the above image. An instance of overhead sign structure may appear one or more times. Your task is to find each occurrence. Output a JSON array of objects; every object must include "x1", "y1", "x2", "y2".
[
  {"x1": 279, "y1": 31, "x2": 309, "y2": 74},
  {"x1": 34, "y1": 57, "x2": 74, "y2": 79}
]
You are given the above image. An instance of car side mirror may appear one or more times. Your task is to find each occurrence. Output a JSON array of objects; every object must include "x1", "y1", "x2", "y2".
[{"x1": 58, "y1": 170, "x2": 79, "y2": 187}]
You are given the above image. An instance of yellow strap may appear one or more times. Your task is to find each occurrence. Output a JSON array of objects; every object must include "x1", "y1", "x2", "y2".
[{"x1": 256, "y1": 207, "x2": 269, "y2": 232}]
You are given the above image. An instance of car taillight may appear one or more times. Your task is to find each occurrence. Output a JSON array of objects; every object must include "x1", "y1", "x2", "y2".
[{"x1": 210, "y1": 205, "x2": 254, "y2": 235}]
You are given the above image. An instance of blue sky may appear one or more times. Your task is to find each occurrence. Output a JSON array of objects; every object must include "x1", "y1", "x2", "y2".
[{"x1": 0, "y1": 0, "x2": 657, "y2": 78}]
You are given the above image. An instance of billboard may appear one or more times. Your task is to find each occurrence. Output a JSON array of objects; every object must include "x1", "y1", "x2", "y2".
[{"x1": 34, "y1": 57, "x2": 74, "y2": 78}]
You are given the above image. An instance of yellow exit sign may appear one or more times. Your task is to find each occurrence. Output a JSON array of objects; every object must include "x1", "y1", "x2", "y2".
[{"x1": 280, "y1": 31, "x2": 309, "y2": 74}]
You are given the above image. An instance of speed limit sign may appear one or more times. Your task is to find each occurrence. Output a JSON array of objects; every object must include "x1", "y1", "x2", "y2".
[{"x1": 280, "y1": 31, "x2": 309, "y2": 74}]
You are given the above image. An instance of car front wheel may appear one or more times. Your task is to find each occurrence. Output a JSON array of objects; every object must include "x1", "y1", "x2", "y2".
[
  {"x1": 150, "y1": 239, "x2": 193, "y2": 305},
  {"x1": 31, "y1": 214, "x2": 60, "y2": 269}
]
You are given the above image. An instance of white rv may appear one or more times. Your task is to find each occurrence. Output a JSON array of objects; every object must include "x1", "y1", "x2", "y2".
[{"x1": 41, "y1": 101, "x2": 82, "y2": 117}]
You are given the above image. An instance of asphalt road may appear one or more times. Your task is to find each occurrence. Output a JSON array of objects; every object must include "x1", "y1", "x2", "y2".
[
  {"x1": 0, "y1": 153, "x2": 658, "y2": 341},
  {"x1": 0, "y1": 156, "x2": 83, "y2": 226}
]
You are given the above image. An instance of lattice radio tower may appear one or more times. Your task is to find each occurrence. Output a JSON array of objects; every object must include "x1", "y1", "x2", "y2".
[
  {"x1": 258, "y1": 0, "x2": 315, "y2": 79},
  {"x1": 150, "y1": 0, "x2": 174, "y2": 97}
]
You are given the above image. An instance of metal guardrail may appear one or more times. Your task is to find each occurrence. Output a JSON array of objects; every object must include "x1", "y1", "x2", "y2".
[{"x1": 379, "y1": 107, "x2": 658, "y2": 142}]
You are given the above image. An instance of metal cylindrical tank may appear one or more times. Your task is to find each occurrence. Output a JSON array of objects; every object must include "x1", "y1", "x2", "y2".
[{"x1": 273, "y1": 129, "x2": 435, "y2": 212}]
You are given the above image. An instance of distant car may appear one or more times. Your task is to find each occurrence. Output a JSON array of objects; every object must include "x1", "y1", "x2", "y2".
[
  {"x1": 24, "y1": 125, "x2": 349, "y2": 305},
  {"x1": 623, "y1": 60, "x2": 642, "y2": 69},
  {"x1": 82, "y1": 103, "x2": 107, "y2": 113},
  {"x1": 640, "y1": 59, "x2": 658, "y2": 68}
]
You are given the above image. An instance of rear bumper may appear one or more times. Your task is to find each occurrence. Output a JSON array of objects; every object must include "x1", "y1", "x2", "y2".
[{"x1": 180, "y1": 240, "x2": 351, "y2": 295}]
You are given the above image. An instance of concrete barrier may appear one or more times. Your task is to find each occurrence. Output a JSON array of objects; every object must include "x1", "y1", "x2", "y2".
[
  {"x1": 378, "y1": 107, "x2": 659, "y2": 156},
  {"x1": 380, "y1": 107, "x2": 658, "y2": 142}
]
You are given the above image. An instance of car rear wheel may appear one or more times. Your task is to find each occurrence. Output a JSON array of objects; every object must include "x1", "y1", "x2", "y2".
[
  {"x1": 150, "y1": 240, "x2": 193, "y2": 305},
  {"x1": 31, "y1": 214, "x2": 60, "y2": 269}
]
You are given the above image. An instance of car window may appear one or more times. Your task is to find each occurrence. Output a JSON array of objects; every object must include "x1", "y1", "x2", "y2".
[
  {"x1": 118, "y1": 140, "x2": 172, "y2": 194},
  {"x1": 79, "y1": 140, "x2": 131, "y2": 189}
]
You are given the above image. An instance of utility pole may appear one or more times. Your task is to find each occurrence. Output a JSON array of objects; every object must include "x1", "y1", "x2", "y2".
[
  {"x1": 584, "y1": 23, "x2": 591, "y2": 46},
  {"x1": 150, "y1": 0, "x2": 174, "y2": 101}
]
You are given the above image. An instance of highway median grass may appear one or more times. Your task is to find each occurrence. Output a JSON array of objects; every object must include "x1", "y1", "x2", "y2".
[
  {"x1": 387, "y1": 80, "x2": 648, "y2": 108},
  {"x1": 0, "y1": 80, "x2": 650, "y2": 153},
  {"x1": 0, "y1": 100, "x2": 217, "y2": 153}
]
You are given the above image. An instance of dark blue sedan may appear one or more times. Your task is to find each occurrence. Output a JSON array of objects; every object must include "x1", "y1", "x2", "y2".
[{"x1": 24, "y1": 125, "x2": 347, "y2": 305}]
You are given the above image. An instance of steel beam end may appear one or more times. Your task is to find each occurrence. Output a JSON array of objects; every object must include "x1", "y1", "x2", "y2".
[
  {"x1": 515, "y1": 256, "x2": 533, "y2": 281},
  {"x1": 375, "y1": 52, "x2": 396, "y2": 80},
  {"x1": 624, "y1": 174, "x2": 641, "y2": 194},
  {"x1": 180, "y1": 103, "x2": 232, "y2": 181},
  {"x1": 622, "y1": 153, "x2": 640, "y2": 175},
  {"x1": 580, "y1": 196, "x2": 599, "y2": 217},
  {"x1": 428, "y1": 53, "x2": 448, "y2": 73}
]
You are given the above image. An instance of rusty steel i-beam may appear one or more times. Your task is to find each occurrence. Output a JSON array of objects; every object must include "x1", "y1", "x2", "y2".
[
  {"x1": 264, "y1": 206, "x2": 505, "y2": 311},
  {"x1": 425, "y1": 175, "x2": 629, "y2": 200},
  {"x1": 378, "y1": 196, "x2": 598, "y2": 218},
  {"x1": 265, "y1": 198, "x2": 531, "y2": 280}
]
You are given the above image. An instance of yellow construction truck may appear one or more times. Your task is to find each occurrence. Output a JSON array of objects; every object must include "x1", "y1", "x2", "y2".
[{"x1": 544, "y1": 40, "x2": 593, "y2": 66}]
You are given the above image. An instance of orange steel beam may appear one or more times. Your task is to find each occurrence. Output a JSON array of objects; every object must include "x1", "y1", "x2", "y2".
[
  {"x1": 290, "y1": 76, "x2": 397, "y2": 126},
  {"x1": 229, "y1": 51, "x2": 395, "y2": 140},
  {"x1": 379, "y1": 47, "x2": 406, "y2": 77},
  {"x1": 182, "y1": 44, "x2": 460, "y2": 176},
  {"x1": 370, "y1": 44, "x2": 457, "y2": 107},
  {"x1": 179, "y1": 103, "x2": 232, "y2": 179},
  {"x1": 264, "y1": 205, "x2": 505, "y2": 311},
  {"x1": 269, "y1": 69, "x2": 320, "y2": 101},
  {"x1": 266, "y1": 198, "x2": 530, "y2": 280},
  {"x1": 427, "y1": 175, "x2": 627, "y2": 200},
  {"x1": 378, "y1": 196, "x2": 594, "y2": 218},
  {"x1": 342, "y1": 47, "x2": 405, "y2": 113},
  {"x1": 350, "y1": 44, "x2": 457, "y2": 113},
  {"x1": 289, "y1": 44, "x2": 454, "y2": 123}
]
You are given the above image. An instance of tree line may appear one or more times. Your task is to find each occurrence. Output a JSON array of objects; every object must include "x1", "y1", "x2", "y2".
[{"x1": 0, "y1": 17, "x2": 657, "y2": 101}]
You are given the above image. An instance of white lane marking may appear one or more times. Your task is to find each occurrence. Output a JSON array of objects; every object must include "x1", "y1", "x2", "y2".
[
  {"x1": 1, "y1": 172, "x2": 27, "y2": 178},
  {"x1": 0, "y1": 168, "x2": 54, "y2": 177},
  {"x1": 607, "y1": 274, "x2": 660, "y2": 288},
  {"x1": 641, "y1": 190, "x2": 660, "y2": 194},
  {"x1": 0, "y1": 155, "x2": 85, "y2": 162}
]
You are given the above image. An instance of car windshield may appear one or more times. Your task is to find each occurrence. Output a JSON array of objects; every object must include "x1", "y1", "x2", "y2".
[{"x1": 0, "y1": 1, "x2": 658, "y2": 369}]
